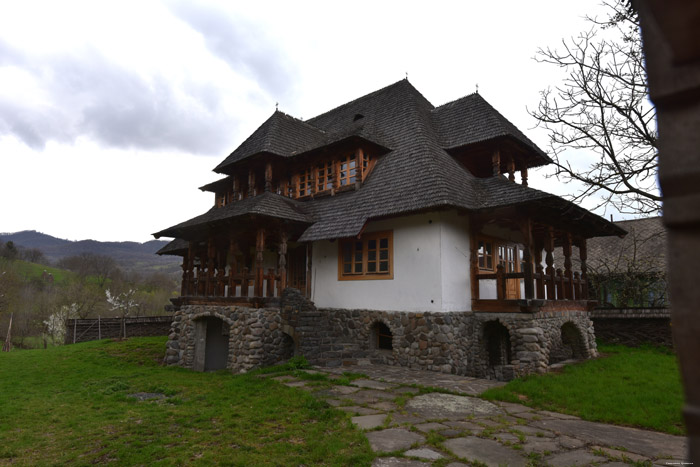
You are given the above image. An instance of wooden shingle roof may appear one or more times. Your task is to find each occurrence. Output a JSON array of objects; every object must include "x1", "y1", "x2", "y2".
[{"x1": 156, "y1": 80, "x2": 624, "y2": 243}]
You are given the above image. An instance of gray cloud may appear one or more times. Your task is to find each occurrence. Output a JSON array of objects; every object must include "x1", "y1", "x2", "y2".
[
  {"x1": 167, "y1": 1, "x2": 297, "y2": 101},
  {"x1": 0, "y1": 39, "x2": 237, "y2": 155}
]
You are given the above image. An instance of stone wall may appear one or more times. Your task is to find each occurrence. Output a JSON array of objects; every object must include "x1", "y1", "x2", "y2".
[
  {"x1": 591, "y1": 308, "x2": 673, "y2": 348},
  {"x1": 164, "y1": 305, "x2": 293, "y2": 373},
  {"x1": 164, "y1": 289, "x2": 598, "y2": 381}
]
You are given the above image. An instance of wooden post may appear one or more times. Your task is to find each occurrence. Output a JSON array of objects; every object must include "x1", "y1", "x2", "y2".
[
  {"x1": 521, "y1": 167, "x2": 528, "y2": 187},
  {"x1": 556, "y1": 268, "x2": 564, "y2": 300},
  {"x1": 278, "y1": 232, "x2": 287, "y2": 294},
  {"x1": 217, "y1": 249, "x2": 226, "y2": 296},
  {"x1": 507, "y1": 156, "x2": 516, "y2": 183},
  {"x1": 228, "y1": 240, "x2": 238, "y2": 297},
  {"x1": 73, "y1": 319, "x2": 77, "y2": 344},
  {"x1": 241, "y1": 267, "x2": 249, "y2": 297},
  {"x1": 520, "y1": 218, "x2": 534, "y2": 299},
  {"x1": 355, "y1": 148, "x2": 363, "y2": 185},
  {"x1": 248, "y1": 168, "x2": 255, "y2": 197},
  {"x1": 496, "y1": 264, "x2": 506, "y2": 301},
  {"x1": 573, "y1": 272, "x2": 582, "y2": 300},
  {"x1": 265, "y1": 162, "x2": 272, "y2": 192},
  {"x1": 206, "y1": 239, "x2": 216, "y2": 296},
  {"x1": 266, "y1": 268, "x2": 275, "y2": 297},
  {"x1": 545, "y1": 227, "x2": 556, "y2": 300},
  {"x1": 563, "y1": 233, "x2": 574, "y2": 299},
  {"x1": 534, "y1": 243, "x2": 545, "y2": 299},
  {"x1": 180, "y1": 253, "x2": 188, "y2": 297},
  {"x1": 492, "y1": 149, "x2": 501, "y2": 176},
  {"x1": 98, "y1": 316, "x2": 101, "y2": 340},
  {"x1": 254, "y1": 228, "x2": 265, "y2": 297},
  {"x1": 579, "y1": 238, "x2": 589, "y2": 300},
  {"x1": 232, "y1": 176, "x2": 239, "y2": 201}
]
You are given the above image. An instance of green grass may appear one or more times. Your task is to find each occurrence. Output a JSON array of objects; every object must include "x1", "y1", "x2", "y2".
[
  {"x1": 0, "y1": 337, "x2": 373, "y2": 465},
  {"x1": 481, "y1": 343, "x2": 684, "y2": 435}
]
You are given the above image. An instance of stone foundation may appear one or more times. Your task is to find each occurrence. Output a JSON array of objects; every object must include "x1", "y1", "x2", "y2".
[{"x1": 165, "y1": 289, "x2": 597, "y2": 381}]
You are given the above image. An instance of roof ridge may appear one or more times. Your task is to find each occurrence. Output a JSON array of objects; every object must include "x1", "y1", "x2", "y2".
[
  {"x1": 272, "y1": 109, "x2": 327, "y2": 134},
  {"x1": 307, "y1": 79, "x2": 429, "y2": 124},
  {"x1": 432, "y1": 92, "x2": 479, "y2": 111}
]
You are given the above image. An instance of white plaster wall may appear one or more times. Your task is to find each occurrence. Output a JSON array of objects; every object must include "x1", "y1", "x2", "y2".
[
  {"x1": 439, "y1": 211, "x2": 471, "y2": 311},
  {"x1": 311, "y1": 211, "x2": 471, "y2": 312}
]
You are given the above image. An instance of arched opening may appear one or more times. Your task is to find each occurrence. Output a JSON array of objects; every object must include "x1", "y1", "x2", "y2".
[
  {"x1": 484, "y1": 320, "x2": 512, "y2": 367},
  {"x1": 193, "y1": 316, "x2": 230, "y2": 372},
  {"x1": 560, "y1": 321, "x2": 586, "y2": 360},
  {"x1": 371, "y1": 321, "x2": 393, "y2": 351},
  {"x1": 279, "y1": 332, "x2": 295, "y2": 362}
]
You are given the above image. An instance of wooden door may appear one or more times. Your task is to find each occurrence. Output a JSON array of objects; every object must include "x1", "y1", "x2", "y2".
[
  {"x1": 288, "y1": 246, "x2": 307, "y2": 296},
  {"x1": 499, "y1": 245, "x2": 520, "y2": 299}
]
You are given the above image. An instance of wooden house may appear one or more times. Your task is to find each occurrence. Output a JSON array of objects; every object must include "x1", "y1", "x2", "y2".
[{"x1": 155, "y1": 80, "x2": 625, "y2": 378}]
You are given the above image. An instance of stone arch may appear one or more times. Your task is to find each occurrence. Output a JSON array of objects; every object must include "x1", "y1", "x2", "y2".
[
  {"x1": 370, "y1": 320, "x2": 394, "y2": 351},
  {"x1": 192, "y1": 315, "x2": 230, "y2": 372},
  {"x1": 278, "y1": 332, "x2": 296, "y2": 361},
  {"x1": 483, "y1": 320, "x2": 513, "y2": 367},
  {"x1": 548, "y1": 321, "x2": 588, "y2": 364}
]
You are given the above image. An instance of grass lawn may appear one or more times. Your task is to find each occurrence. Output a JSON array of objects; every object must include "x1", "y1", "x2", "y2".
[
  {"x1": 0, "y1": 337, "x2": 373, "y2": 465},
  {"x1": 481, "y1": 343, "x2": 685, "y2": 435}
]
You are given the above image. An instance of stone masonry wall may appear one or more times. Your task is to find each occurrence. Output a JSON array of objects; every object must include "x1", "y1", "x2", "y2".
[
  {"x1": 164, "y1": 289, "x2": 598, "y2": 381},
  {"x1": 164, "y1": 305, "x2": 292, "y2": 373}
]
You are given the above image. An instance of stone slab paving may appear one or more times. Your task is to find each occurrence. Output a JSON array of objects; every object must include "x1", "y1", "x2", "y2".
[
  {"x1": 320, "y1": 363, "x2": 505, "y2": 395},
  {"x1": 352, "y1": 414, "x2": 387, "y2": 429},
  {"x1": 442, "y1": 437, "x2": 528, "y2": 467},
  {"x1": 269, "y1": 363, "x2": 690, "y2": 466},
  {"x1": 366, "y1": 428, "x2": 425, "y2": 452},
  {"x1": 531, "y1": 418, "x2": 687, "y2": 459}
]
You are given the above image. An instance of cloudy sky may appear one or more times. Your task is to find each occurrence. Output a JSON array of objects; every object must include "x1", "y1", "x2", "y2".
[{"x1": 0, "y1": 0, "x2": 616, "y2": 243}]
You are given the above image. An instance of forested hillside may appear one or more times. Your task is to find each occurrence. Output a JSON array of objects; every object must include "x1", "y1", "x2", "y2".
[{"x1": 0, "y1": 230, "x2": 180, "y2": 276}]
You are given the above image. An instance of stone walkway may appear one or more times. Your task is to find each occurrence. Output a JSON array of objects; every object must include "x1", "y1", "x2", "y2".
[{"x1": 269, "y1": 363, "x2": 689, "y2": 467}]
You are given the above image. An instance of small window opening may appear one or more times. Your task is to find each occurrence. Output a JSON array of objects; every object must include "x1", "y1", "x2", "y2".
[
  {"x1": 353, "y1": 113, "x2": 364, "y2": 122},
  {"x1": 373, "y1": 322, "x2": 393, "y2": 350}
]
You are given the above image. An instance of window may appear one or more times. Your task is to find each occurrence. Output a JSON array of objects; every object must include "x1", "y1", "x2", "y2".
[
  {"x1": 339, "y1": 154, "x2": 357, "y2": 186},
  {"x1": 478, "y1": 239, "x2": 494, "y2": 270},
  {"x1": 316, "y1": 161, "x2": 334, "y2": 192},
  {"x1": 498, "y1": 245, "x2": 516, "y2": 273},
  {"x1": 338, "y1": 231, "x2": 393, "y2": 280},
  {"x1": 296, "y1": 169, "x2": 313, "y2": 197}
]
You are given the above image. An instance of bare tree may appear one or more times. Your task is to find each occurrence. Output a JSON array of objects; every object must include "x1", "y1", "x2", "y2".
[
  {"x1": 531, "y1": 0, "x2": 659, "y2": 215},
  {"x1": 57, "y1": 253, "x2": 119, "y2": 288}
]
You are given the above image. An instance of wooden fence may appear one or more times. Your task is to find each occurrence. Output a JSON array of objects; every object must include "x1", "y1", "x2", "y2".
[{"x1": 65, "y1": 316, "x2": 173, "y2": 344}]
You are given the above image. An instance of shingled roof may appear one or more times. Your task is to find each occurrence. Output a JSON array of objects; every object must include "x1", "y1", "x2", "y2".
[
  {"x1": 153, "y1": 192, "x2": 312, "y2": 239},
  {"x1": 156, "y1": 79, "x2": 624, "y2": 243}
]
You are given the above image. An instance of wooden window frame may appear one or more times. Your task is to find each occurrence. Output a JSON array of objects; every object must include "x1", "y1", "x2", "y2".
[
  {"x1": 477, "y1": 238, "x2": 494, "y2": 271},
  {"x1": 478, "y1": 236, "x2": 522, "y2": 273},
  {"x1": 338, "y1": 230, "x2": 393, "y2": 280}
]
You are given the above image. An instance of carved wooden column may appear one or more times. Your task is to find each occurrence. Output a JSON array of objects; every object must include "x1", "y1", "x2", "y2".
[
  {"x1": 519, "y1": 218, "x2": 534, "y2": 299},
  {"x1": 228, "y1": 239, "x2": 238, "y2": 297},
  {"x1": 180, "y1": 253, "x2": 188, "y2": 297},
  {"x1": 521, "y1": 167, "x2": 528, "y2": 186},
  {"x1": 496, "y1": 264, "x2": 506, "y2": 301},
  {"x1": 254, "y1": 228, "x2": 265, "y2": 297},
  {"x1": 278, "y1": 232, "x2": 287, "y2": 294},
  {"x1": 507, "y1": 156, "x2": 516, "y2": 182},
  {"x1": 185, "y1": 241, "x2": 195, "y2": 296},
  {"x1": 248, "y1": 168, "x2": 255, "y2": 198},
  {"x1": 206, "y1": 239, "x2": 216, "y2": 296},
  {"x1": 217, "y1": 249, "x2": 226, "y2": 296},
  {"x1": 492, "y1": 149, "x2": 501, "y2": 176},
  {"x1": 355, "y1": 148, "x2": 364, "y2": 184},
  {"x1": 264, "y1": 162, "x2": 272, "y2": 193},
  {"x1": 544, "y1": 227, "x2": 556, "y2": 300},
  {"x1": 579, "y1": 238, "x2": 588, "y2": 299},
  {"x1": 563, "y1": 233, "x2": 574, "y2": 299},
  {"x1": 534, "y1": 242, "x2": 545, "y2": 299},
  {"x1": 232, "y1": 176, "x2": 239, "y2": 201},
  {"x1": 305, "y1": 243, "x2": 312, "y2": 298}
]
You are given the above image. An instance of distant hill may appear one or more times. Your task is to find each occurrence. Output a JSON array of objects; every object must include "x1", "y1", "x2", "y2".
[{"x1": 0, "y1": 230, "x2": 181, "y2": 276}]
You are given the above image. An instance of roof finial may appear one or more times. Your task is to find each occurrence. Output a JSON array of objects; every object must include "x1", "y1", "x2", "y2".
[
  {"x1": 275, "y1": 102, "x2": 279, "y2": 111},
  {"x1": 405, "y1": 71, "x2": 408, "y2": 80},
  {"x1": 476, "y1": 83, "x2": 479, "y2": 94}
]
